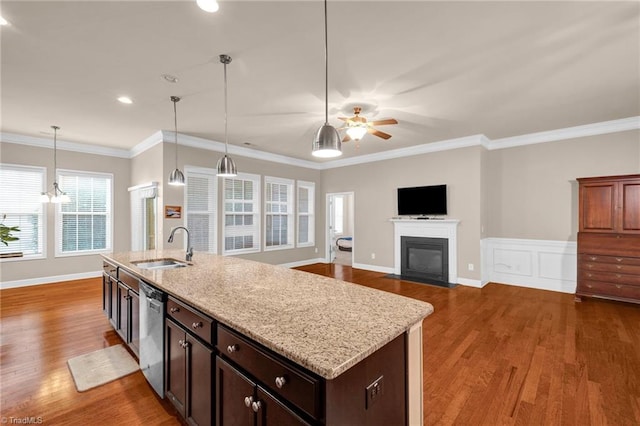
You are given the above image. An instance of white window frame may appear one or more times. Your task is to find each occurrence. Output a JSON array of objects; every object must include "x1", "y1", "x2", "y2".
[
  {"x1": 223, "y1": 173, "x2": 261, "y2": 255},
  {"x1": 55, "y1": 169, "x2": 113, "y2": 257},
  {"x1": 184, "y1": 166, "x2": 218, "y2": 254},
  {"x1": 296, "y1": 180, "x2": 315, "y2": 247},
  {"x1": 264, "y1": 176, "x2": 294, "y2": 251},
  {"x1": 0, "y1": 163, "x2": 46, "y2": 261}
]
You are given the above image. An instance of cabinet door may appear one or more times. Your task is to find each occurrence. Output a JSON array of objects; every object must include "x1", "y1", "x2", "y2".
[
  {"x1": 620, "y1": 180, "x2": 640, "y2": 233},
  {"x1": 255, "y1": 387, "x2": 311, "y2": 426},
  {"x1": 129, "y1": 290, "x2": 140, "y2": 356},
  {"x1": 216, "y1": 357, "x2": 256, "y2": 426},
  {"x1": 116, "y1": 282, "x2": 130, "y2": 341},
  {"x1": 580, "y1": 182, "x2": 616, "y2": 232},
  {"x1": 166, "y1": 320, "x2": 187, "y2": 417},
  {"x1": 109, "y1": 276, "x2": 118, "y2": 327},
  {"x1": 186, "y1": 335, "x2": 213, "y2": 426}
]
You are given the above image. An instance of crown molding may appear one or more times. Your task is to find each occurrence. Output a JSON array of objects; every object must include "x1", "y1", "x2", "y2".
[
  {"x1": 487, "y1": 116, "x2": 640, "y2": 150},
  {"x1": 0, "y1": 132, "x2": 131, "y2": 158},
  {"x1": 3, "y1": 116, "x2": 638, "y2": 168},
  {"x1": 319, "y1": 134, "x2": 485, "y2": 169}
]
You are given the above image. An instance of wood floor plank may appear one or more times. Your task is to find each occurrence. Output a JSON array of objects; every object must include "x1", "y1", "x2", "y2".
[{"x1": 2, "y1": 266, "x2": 640, "y2": 425}]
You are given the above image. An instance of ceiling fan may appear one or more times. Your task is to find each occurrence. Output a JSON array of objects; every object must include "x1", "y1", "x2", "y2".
[{"x1": 338, "y1": 107, "x2": 398, "y2": 144}]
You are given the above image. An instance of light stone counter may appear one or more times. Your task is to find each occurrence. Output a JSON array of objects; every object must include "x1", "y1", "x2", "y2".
[{"x1": 104, "y1": 250, "x2": 433, "y2": 380}]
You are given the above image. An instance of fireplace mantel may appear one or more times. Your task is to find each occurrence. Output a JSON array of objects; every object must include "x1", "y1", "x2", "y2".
[{"x1": 390, "y1": 219, "x2": 460, "y2": 285}]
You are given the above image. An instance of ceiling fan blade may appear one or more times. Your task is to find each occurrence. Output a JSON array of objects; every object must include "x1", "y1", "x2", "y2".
[
  {"x1": 342, "y1": 134, "x2": 352, "y2": 142},
  {"x1": 369, "y1": 129, "x2": 392, "y2": 140},
  {"x1": 369, "y1": 118, "x2": 398, "y2": 126}
]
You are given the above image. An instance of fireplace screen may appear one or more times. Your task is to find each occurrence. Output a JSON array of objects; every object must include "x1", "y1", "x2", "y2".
[{"x1": 401, "y1": 236, "x2": 449, "y2": 287}]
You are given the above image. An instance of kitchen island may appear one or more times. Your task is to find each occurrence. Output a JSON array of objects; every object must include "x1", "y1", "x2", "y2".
[{"x1": 102, "y1": 250, "x2": 433, "y2": 426}]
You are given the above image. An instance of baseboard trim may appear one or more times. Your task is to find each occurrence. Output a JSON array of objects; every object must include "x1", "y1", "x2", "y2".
[
  {"x1": 280, "y1": 258, "x2": 326, "y2": 268},
  {"x1": 1, "y1": 271, "x2": 103, "y2": 290},
  {"x1": 457, "y1": 277, "x2": 484, "y2": 288},
  {"x1": 352, "y1": 263, "x2": 395, "y2": 274}
]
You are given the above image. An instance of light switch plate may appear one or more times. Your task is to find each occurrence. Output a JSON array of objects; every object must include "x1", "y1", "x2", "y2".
[{"x1": 365, "y1": 375, "x2": 384, "y2": 409}]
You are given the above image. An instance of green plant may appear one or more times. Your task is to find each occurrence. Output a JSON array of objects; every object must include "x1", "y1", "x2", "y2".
[{"x1": 0, "y1": 214, "x2": 20, "y2": 246}]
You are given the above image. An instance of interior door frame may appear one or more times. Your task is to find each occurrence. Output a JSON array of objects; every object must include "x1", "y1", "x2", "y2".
[{"x1": 325, "y1": 192, "x2": 355, "y2": 263}]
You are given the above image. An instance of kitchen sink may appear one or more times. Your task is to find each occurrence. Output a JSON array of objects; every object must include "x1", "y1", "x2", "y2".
[{"x1": 132, "y1": 258, "x2": 190, "y2": 270}]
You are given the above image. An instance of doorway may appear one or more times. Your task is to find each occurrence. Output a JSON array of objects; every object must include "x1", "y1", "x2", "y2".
[{"x1": 326, "y1": 192, "x2": 354, "y2": 266}]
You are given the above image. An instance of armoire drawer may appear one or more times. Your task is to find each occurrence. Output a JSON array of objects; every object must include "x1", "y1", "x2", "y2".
[
  {"x1": 579, "y1": 261, "x2": 640, "y2": 275},
  {"x1": 578, "y1": 280, "x2": 640, "y2": 301},
  {"x1": 579, "y1": 270, "x2": 640, "y2": 287}
]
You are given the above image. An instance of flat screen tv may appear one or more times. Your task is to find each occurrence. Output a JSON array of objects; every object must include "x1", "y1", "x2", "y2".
[{"x1": 397, "y1": 184, "x2": 447, "y2": 216}]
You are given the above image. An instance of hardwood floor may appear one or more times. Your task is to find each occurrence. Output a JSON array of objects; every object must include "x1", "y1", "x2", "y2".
[{"x1": 1, "y1": 267, "x2": 639, "y2": 425}]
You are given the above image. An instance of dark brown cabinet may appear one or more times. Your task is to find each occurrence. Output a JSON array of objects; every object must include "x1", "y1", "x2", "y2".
[
  {"x1": 102, "y1": 262, "x2": 140, "y2": 356},
  {"x1": 577, "y1": 174, "x2": 640, "y2": 304},
  {"x1": 165, "y1": 299, "x2": 214, "y2": 426},
  {"x1": 216, "y1": 357, "x2": 310, "y2": 426}
]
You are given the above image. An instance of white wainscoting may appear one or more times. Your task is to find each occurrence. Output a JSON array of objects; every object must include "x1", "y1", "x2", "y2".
[{"x1": 482, "y1": 238, "x2": 577, "y2": 294}]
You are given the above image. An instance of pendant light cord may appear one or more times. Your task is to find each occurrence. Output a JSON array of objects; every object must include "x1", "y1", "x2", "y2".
[
  {"x1": 324, "y1": 0, "x2": 329, "y2": 125},
  {"x1": 224, "y1": 60, "x2": 229, "y2": 155},
  {"x1": 173, "y1": 98, "x2": 179, "y2": 165}
]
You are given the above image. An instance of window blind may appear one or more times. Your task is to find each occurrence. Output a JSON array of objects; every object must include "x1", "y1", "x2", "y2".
[
  {"x1": 223, "y1": 173, "x2": 260, "y2": 254},
  {"x1": 297, "y1": 181, "x2": 315, "y2": 247},
  {"x1": 185, "y1": 167, "x2": 217, "y2": 253},
  {"x1": 264, "y1": 177, "x2": 293, "y2": 250},
  {"x1": 0, "y1": 164, "x2": 45, "y2": 258},
  {"x1": 56, "y1": 170, "x2": 113, "y2": 256}
]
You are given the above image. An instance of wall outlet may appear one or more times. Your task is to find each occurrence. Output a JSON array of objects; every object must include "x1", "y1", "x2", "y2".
[
  {"x1": 365, "y1": 376, "x2": 384, "y2": 409},
  {"x1": 371, "y1": 253, "x2": 376, "y2": 260},
  {"x1": 314, "y1": 247, "x2": 318, "y2": 253},
  {"x1": 468, "y1": 263, "x2": 474, "y2": 271}
]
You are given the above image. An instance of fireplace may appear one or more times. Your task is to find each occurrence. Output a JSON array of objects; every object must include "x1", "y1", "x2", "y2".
[{"x1": 401, "y1": 236, "x2": 450, "y2": 287}]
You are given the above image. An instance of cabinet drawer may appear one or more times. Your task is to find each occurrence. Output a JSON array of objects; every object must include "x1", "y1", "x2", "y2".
[
  {"x1": 579, "y1": 270, "x2": 640, "y2": 286},
  {"x1": 578, "y1": 280, "x2": 640, "y2": 301},
  {"x1": 579, "y1": 254, "x2": 640, "y2": 267},
  {"x1": 580, "y1": 261, "x2": 640, "y2": 275},
  {"x1": 578, "y1": 233, "x2": 640, "y2": 257},
  {"x1": 217, "y1": 325, "x2": 321, "y2": 420},
  {"x1": 167, "y1": 297, "x2": 214, "y2": 346},
  {"x1": 103, "y1": 261, "x2": 117, "y2": 278},
  {"x1": 118, "y1": 268, "x2": 139, "y2": 293}
]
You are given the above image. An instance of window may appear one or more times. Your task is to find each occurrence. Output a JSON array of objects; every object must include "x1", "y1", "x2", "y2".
[
  {"x1": 223, "y1": 173, "x2": 260, "y2": 254},
  {"x1": 264, "y1": 177, "x2": 294, "y2": 250},
  {"x1": 297, "y1": 181, "x2": 315, "y2": 247},
  {"x1": 185, "y1": 166, "x2": 217, "y2": 253},
  {"x1": 0, "y1": 164, "x2": 45, "y2": 259},
  {"x1": 56, "y1": 170, "x2": 113, "y2": 256}
]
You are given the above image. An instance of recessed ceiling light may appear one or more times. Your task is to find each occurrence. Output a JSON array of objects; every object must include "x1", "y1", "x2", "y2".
[
  {"x1": 117, "y1": 96, "x2": 133, "y2": 104},
  {"x1": 197, "y1": 0, "x2": 219, "y2": 13},
  {"x1": 162, "y1": 74, "x2": 179, "y2": 83},
  {"x1": 0, "y1": 16, "x2": 9, "y2": 26}
]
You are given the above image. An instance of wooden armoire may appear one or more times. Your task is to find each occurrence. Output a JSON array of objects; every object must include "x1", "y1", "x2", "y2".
[{"x1": 576, "y1": 174, "x2": 640, "y2": 304}]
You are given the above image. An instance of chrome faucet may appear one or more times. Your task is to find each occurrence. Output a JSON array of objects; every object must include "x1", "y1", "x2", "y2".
[{"x1": 168, "y1": 226, "x2": 193, "y2": 262}]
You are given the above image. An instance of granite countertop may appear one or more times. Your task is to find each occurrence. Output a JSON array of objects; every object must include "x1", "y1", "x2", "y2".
[{"x1": 104, "y1": 250, "x2": 433, "y2": 380}]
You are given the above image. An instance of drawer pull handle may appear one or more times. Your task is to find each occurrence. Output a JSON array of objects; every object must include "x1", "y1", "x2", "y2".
[
  {"x1": 616, "y1": 274, "x2": 621, "y2": 278},
  {"x1": 616, "y1": 265, "x2": 622, "y2": 270},
  {"x1": 227, "y1": 344, "x2": 239, "y2": 354},
  {"x1": 275, "y1": 376, "x2": 287, "y2": 389},
  {"x1": 178, "y1": 339, "x2": 189, "y2": 349},
  {"x1": 586, "y1": 284, "x2": 593, "y2": 289},
  {"x1": 244, "y1": 396, "x2": 253, "y2": 408},
  {"x1": 616, "y1": 285, "x2": 622, "y2": 289},
  {"x1": 586, "y1": 273, "x2": 593, "y2": 278},
  {"x1": 616, "y1": 258, "x2": 623, "y2": 262},
  {"x1": 170, "y1": 307, "x2": 180, "y2": 314},
  {"x1": 587, "y1": 264, "x2": 593, "y2": 269},
  {"x1": 251, "y1": 401, "x2": 262, "y2": 413},
  {"x1": 589, "y1": 256, "x2": 597, "y2": 261},
  {"x1": 192, "y1": 321, "x2": 203, "y2": 329}
]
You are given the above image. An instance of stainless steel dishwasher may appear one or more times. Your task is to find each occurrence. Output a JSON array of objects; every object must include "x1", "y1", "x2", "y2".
[{"x1": 139, "y1": 280, "x2": 165, "y2": 397}]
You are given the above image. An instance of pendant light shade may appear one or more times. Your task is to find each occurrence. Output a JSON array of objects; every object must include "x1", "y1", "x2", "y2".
[
  {"x1": 41, "y1": 125, "x2": 70, "y2": 204},
  {"x1": 312, "y1": 0, "x2": 342, "y2": 158},
  {"x1": 217, "y1": 54, "x2": 238, "y2": 177},
  {"x1": 168, "y1": 96, "x2": 185, "y2": 186}
]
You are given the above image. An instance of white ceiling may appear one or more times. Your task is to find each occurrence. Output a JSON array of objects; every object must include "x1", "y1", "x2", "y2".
[{"x1": 1, "y1": 1, "x2": 639, "y2": 162}]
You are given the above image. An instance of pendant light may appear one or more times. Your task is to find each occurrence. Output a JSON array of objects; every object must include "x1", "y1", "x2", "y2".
[
  {"x1": 168, "y1": 96, "x2": 185, "y2": 186},
  {"x1": 217, "y1": 54, "x2": 238, "y2": 177},
  {"x1": 40, "y1": 126, "x2": 70, "y2": 204},
  {"x1": 312, "y1": 0, "x2": 342, "y2": 158}
]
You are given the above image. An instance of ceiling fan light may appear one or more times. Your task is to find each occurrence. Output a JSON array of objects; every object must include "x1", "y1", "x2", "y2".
[
  {"x1": 217, "y1": 155, "x2": 237, "y2": 177},
  {"x1": 346, "y1": 125, "x2": 367, "y2": 141},
  {"x1": 312, "y1": 124, "x2": 342, "y2": 158},
  {"x1": 196, "y1": 0, "x2": 219, "y2": 13},
  {"x1": 168, "y1": 168, "x2": 185, "y2": 186}
]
